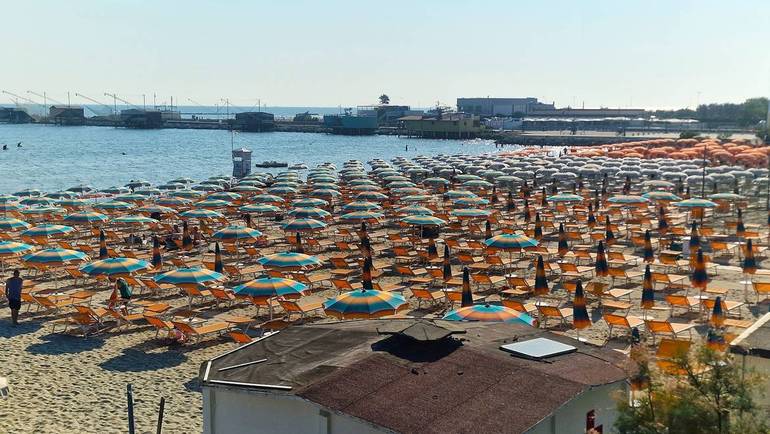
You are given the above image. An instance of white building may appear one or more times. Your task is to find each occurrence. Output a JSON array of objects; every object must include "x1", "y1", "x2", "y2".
[{"x1": 200, "y1": 320, "x2": 630, "y2": 434}]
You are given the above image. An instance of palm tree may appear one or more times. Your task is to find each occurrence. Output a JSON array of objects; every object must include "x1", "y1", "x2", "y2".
[{"x1": 378, "y1": 94, "x2": 390, "y2": 105}]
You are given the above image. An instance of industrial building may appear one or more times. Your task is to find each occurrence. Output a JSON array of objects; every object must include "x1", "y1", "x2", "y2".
[
  {"x1": 49, "y1": 106, "x2": 85, "y2": 125},
  {"x1": 0, "y1": 107, "x2": 33, "y2": 123},
  {"x1": 357, "y1": 105, "x2": 424, "y2": 127},
  {"x1": 323, "y1": 111, "x2": 378, "y2": 135},
  {"x1": 457, "y1": 97, "x2": 555, "y2": 117},
  {"x1": 200, "y1": 320, "x2": 630, "y2": 434},
  {"x1": 399, "y1": 112, "x2": 481, "y2": 139},
  {"x1": 232, "y1": 112, "x2": 276, "y2": 132}
]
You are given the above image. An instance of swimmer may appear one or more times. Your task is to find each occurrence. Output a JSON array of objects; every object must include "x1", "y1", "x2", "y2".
[{"x1": 17, "y1": 142, "x2": 22, "y2": 148}]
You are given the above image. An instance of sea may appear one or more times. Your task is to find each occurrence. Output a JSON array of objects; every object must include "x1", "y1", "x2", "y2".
[{"x1": 0, "y1": 123, "x2": 500, "y2": 194}]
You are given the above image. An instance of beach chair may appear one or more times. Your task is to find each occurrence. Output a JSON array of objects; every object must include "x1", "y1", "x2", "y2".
[
  {"x1": 558, "y1": 262, "x2": 594, "y2": 281},
  {"x1": 501, "y1": 276, "x2": 535, "y2": 297},
  {"x1": 536, "y1": 305, "x2": 573, "y2": 328},
  {"x1": 144, "y1": 314, "x2": 174, "y2": 338},
  {"x1": 394, "y1": 265, "x2": 432, "y2": 285},
  {"x1": 752, "y1": 282, "x2": 770, "y2": 303},
  {"x1": 332, "y1": 278, "x2": 363, "y2": 292},
  {"x1": 106, "y1": 308, "x2": 146, "y2": 330},
  {"x1": 210, "y1": 287, "x2": 237, "y2": 307},
  {"x1": 607, "y1": 267, "x2": 644, "y2": 286},
  {"x1": 644, "y1": 319, "x2": 696, "y2": 344},
  {"x1": 665, "y1": 294, "x2": 701, "y2": 316},
  {"x1": 184, "y1": 286, "x2": 213, "y2": 306},
  {"x1": 172, "y1": 320, "x2": 231, "y2": 344},
  {"x1": 603, "y1": 313, "x2": 645, "y2": 341},
  {"x1": 411, "y1": 287, "x2": 446, "y2": 308},
  {"x1": 651, "y1": 272, "x2": 688, "y2": 291},
  {"x1": 501, "y1": 299, "x2": 537, "y2": 315},
  {"x1": 293, "y1": 271, "x2": 331, "y2": 290},
  {"x1": 470, "y1": 273, "x2": 506, "y2": 291},
  {"x1": 31, "y1": 294, "x2": 81, "y2": 315},
  {"x1": 277, "y1": 298, "x2": 325, "y2": 320},
  {"x1": 701, "y1": 298, "x2": 744, "y2": 319},
  {"x1": 373, "y1": 281, "x2": 405, "y2": 293},
  {"x1": 655, "y1": 339, "x2": 694, "y2": 375},
  {"x1": 140, "y1": 278, "x2": 176, "y2": 296}
]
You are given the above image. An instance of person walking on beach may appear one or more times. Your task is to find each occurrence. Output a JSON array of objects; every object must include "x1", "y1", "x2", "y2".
[
  {"x1": 109, "y1": 277, "x2": 132, "y2": 315},
  {"x1": 5, "y1": 270, "x2": 23, "y2": 325}
]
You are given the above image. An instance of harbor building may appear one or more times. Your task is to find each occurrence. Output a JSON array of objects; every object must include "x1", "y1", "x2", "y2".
[
  {"x1": 457, "y1": 97, "x2": 555, "y2": 117},
  {"x1": 399, "y1": 112, "x2": 481, "y2": 139},
  {"x1": 232, "y1": 112, "x2": 276, "y2": 132},
  {"x1": 323, "y1": 109, "x2": 378, "y2": 135},
  {"x1": 49, "y1": 106, "x2": 85, "y2": 125},
  {"x1": 0, "y1": 107, "x2": 33, "y2": 124},
  {"x1": 200, "y1": 320, "x2": 630, "y2": 434},
  {"x1": 357, "y1": 105, "x2": 424, "y2": 127}
]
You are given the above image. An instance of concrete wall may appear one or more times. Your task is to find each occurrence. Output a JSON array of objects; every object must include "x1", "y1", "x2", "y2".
[
  {"x1": 203, "y1": 386, "x2": 390, "y2": 434},
  {"x1": 738, "y1": 354, "x2": 770, "y2": 410},
  {"x1": 525, "y1": 382, "x2": 627, "y2": 434}
]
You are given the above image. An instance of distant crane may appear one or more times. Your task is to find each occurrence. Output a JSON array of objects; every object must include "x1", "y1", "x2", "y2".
[
  {"x1": 75, "y1": 93, "x2": 115, "y2": 116},
  {"x1": 104, "y1": 93, "x2": 141, "y2": 113},
  {"x1": 1, "y1": 90, "x2": 45, "y2": 116}
]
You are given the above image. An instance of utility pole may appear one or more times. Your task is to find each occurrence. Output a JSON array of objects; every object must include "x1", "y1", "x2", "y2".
[
  {"x1": 143, "y1": 94, "x2": 146, "y2": 110},
  {"x1": 702, "y1": 145, "x2": 707, "y2": 199}
]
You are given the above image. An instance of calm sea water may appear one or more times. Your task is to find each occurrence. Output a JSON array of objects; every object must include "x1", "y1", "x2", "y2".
[{"x1": 0, "y1": 124, "x2": 498, "y2": 194}]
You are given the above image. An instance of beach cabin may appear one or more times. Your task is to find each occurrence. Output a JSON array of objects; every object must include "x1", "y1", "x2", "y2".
[{"x1": 200, "y1": 320, "x2": 630, "y2": 434}]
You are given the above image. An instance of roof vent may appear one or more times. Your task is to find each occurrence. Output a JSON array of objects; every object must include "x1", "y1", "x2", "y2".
[{"x1": 500, "y1": 337, "x2": 576, "y2": 360}]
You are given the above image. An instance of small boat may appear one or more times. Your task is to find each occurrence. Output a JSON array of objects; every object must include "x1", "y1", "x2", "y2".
[
  {"x1": 288, "y1": 163, "x2": 308, "y2": 170},
  {"x1": 255, "y1": 161, "x2": 288, "y2": 168}
]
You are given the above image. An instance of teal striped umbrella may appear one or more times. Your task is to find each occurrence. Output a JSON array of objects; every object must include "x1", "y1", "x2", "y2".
[
  {"x1": 642, "y1": 191, "x2": 681, "y2": 201},
  {"x1": 46, "y1": 191, "x2": 77, "y2": 200},
  {"x1": 253, "y1": 194, "x2": 285, "y2": 203},
  {"x1": 64, "y1": 211, "x2": 109, "y2": 225},
  {"x1": 288, "y1": 207, "x2": 332, "y2": 219},
  {"x1": 342, "y1": 201, "x2": 382, "y2": 212},
  {"x1": 195, "y1": 199, "x2": 232, "y2": 209},
  {"x1": 22, "y1": 224, "x2": 75, "y2": 238},
  {"x1": 101, "y1": 186, "x2": 130, "y2": 195},
  {"x1": 451, "y1": 208, "x2": 492, "y2": 219},
  {"x1": 112, "y1": 215, "x2": 159, "y2": 225},
  {"x1": 310, "y1": 189, "x2": 342, "y2": 198},
  {"x1": 0, "y1": 195, "x2": 20, "y2": 203},
  {"x1": 323, "y1": 289, "x2": 408, "y2": 319},
  {"x1": 0, "y1": 217, "x2": 31, "y2": 231},
  {"x1": 281, "y1": 218, "x2": 327, "y2": 232},
  {"x1": 351, "y1": 184, "x2": 381, "y2": 192},
  {"x1": 424, "y1": 177, "x2": 450, "y2": 186},
  {"x1": 546, "y1": 193, "x2": 583, "y2": 203},
  {"x1": 134, "y1": 187, "x2": 162, "y2": 196},
  {"x1": 444, "y1": 190, "x2": 477, "y2": 199},
  {"x1": 170, "y1": 189, "x2": 203, "y2": 198},
  {"x1": 13, "y1": 189, "x2": 42, "y2": 197},
  {"x1": 23, "y1": 248, "x2": 88, "y2": 265},
  {"x1": 453, "y1": 197, "x2": 490, "y2": 207},
  {"x1": 212, "y1": 225, "x2": 263, "y2": 242},
  {"x1": 156, "y1": 197, "x2": 193, "y2": 207},
  {"x1": 209, "y1": 192, "x2": 242, "y2": 201},
  {"x1": 80, "y1": 257, "x2": 152, "y2": 277},
  {"x1": 0, "y1": 241, "x2": 34, "y2": 257},
  {"x1": 386, "y1": 181, "x2": 417, "y2": 189},
  {"x1": 232, "y1": 277, "x2": 308, "y2": 298},
  {"x1": 391, "y1": 187, "x2": 426, "y2": 196},
  {"x1": 180, "y1": 209, "x2": 225, "y2": 219},
  {"x1": 401, "y1": 194, "x2": 433, "y2": 203},
  {"x1": 397, "y1": 205, "x2": 434, "y2": 215},
  {"x1": 67, "y1": 184, "x2": 95, "y2": 194},
  {"x1": 674, "y1": 198, "x2": 717, "y2": 208},
  {"x1": 116, "y1": 194, "x2": 148, "y2": 203},
  {"x1": 267, "y1": 186, "x2": 299, "y2": 196},
  {"x1": 57, "y1": 198, "x2": 89, "y2": 208},
  {"x1": 231, "y1": 185, "x2": 262, "y2": 192},
  {"x1": 94, "y1": 201, "x2": 134, "y2": 211},
  {"x1": 20, "y1": 206, "x2": 65, "y2": 216},
  {"x1": 708, "y1": 193, "x2": 743, "y2": 201},
  {"x1": 291, "y1": 198, "x2": 328, "y2": 207},
  {"x1": 443, "y1": 303, "x2": 537, "y2": 326},
  {"x1": 401, "y1": 215, "x2": 447, "y2": 226},
  {"x1": 257, "y1": 252, "x2": 323, "y2": 270},
  {"x1": 608, "y1": 195, "x2": 648, "y2": 204},
  {"x1": 355, "y1": 191, "x2": 388, "y2": 201},
  {"x1": 484, "y1": 233, "x2": 538, "y2": 250},
  {"x1": 21, "y1": 197, "x2": 54, "y2": 206},
  {"x1": 339, "y1": 211, "x2": 385, "y2": 222},
  {"x1": 0, "y1": 203, "x2": 22, "y2": 212},
  {"x1": 240, "y1": 204, "x2": 281, "y2": 214},
  {"x1": 137, "y1": 204, "x2": 177, "y2": 214},
  {"x1": 462, "y1": 179, "x2": 494, "y2": 189},
  {"x1": 155, "y1": 267, "x2": 226, "y2": 288}
]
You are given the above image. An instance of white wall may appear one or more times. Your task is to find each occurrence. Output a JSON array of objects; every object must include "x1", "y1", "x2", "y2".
[
  {"x1": 525, "y1": 382, "x2": 627, "y2": 434},
  {"x1": 203, "y1": 386, "x2": 390, "y2": 434}
]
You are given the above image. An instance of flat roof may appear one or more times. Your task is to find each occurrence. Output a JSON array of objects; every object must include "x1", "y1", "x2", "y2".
[
  {"x1": 200, "y1": 319, "x2": 629, "y2": 433},
  {"x1": 731, "y1": 312, "x2": 770, "y2": 358}
]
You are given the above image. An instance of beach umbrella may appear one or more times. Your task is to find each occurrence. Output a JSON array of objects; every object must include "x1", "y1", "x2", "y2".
[
  {"x1": 212, "y1": 225, "x2": 263, "y2": 242},
  {"x1": 112, "y1": 215, "x2": 159, "y2": 226},
  {"x1": 116, "y1": 194, "x2": 148, "y2": 203},
  {"x1": 80, "y1": 257, "x2": 152, "y2": 277},
  {"x1": 342, "y1": 201, "x2": 381, "y2": 212},
  {"x1": 485, "y1": 233, "x2": 538, "y2": 250},
  {"x1": 210, "y1": 192, "x2": 242, "y2": 201},
  {"x1": 450, "y1": 208, "x2": 492, "y2": 220},
  {"x1": 323, "y1": 288, "x2": 408, "y2": 319},
  {"x1": 257, "y1": 252, "x2": 322, "y2": 271},
  {"x1": 94, "y1": 201, "x2": 134, "y2": 211},
  {"x1": 710, "y1": 296, "x2": 725, "y2": 328},
  {"x1": 46, "y1": 191, "x2": 76, "y2": 200},
  {"x1": 0, "y1": 217, "x2": 30, "y2": 231},
  {"x1": 288, "y1": 207, "x2": 332, "y2": 220},
  {"x1": 743, "y1": 239, "x2": 757, "y2": 274},
  {"x1": 658, "y1": 207, "x2": 669, "y2": 235},
  {"x1": 643, "y1": 230, "x2": 654, "y2": 263},
  {"x1": 170, "y1": 190, "x2": 203, "y2": 198},
  {"x1": 605, "y1": 216, "x2": 615, "y2": 246},
  {"x1": 21, "y1": 206, "x2": 65, "y2": 216},
  {"x1": 64, "y1": 211, "x2": 108, "y2": 225},
  {"x1": 152, "y1": 236, "x2": 162, "y2": 268},
  {"x1": 195, "y1": 199, "x2": 232, "y2": 209},
  {"x1": 57, "y1": 198, "x2": 90, "y2": 209},
  {"x1": 101, "y1": 186, "x2": 131, "y2": 195},
  {"x1": 214, "y1": 243, "x2": 223, "y2": 273},
  {"x1": 557, "y1": 223, "x2": 568, "y2": 258},
  {"x1": 572, "y1": 281, "x2": 591, "y2": 331},
  {"x1": 453, "y1": 197, "x2": 489, "y2": 207},
  {"x1": 14, "y1": 188, "x2": 42, "y2": 197},
  {"x1": 642, "y1": 191, "x2": 681, "y2": 201},
  {"x1": 401, "y1": 215, "x2": 446, "y2": 227},
  {"x1": 397, "y1": 205, "x2": 433, "y2": 215},
  {"x1": 291, "y1": 198, "x2": 328, "y2": 207},
  {"x1": 461, "y1": 267, "x2": 473, "y2": 307},
  {"x1": 0, "y1": 202, "x2": 22, "y2": 213},
  {"x1": 240, "y1": 204, "x2": 281, "y2": 214},
  {"x1": 641, "y1": 265, "x2": 654, "y2": 310},
  {"x1": 534, "y1": 255, "x2": 548, "y2": 296},
  {"x1": 0, "y1": 241, "x2": 33, "y2": 257},
  {"x1": 443, "y1": 303, "x2": 536, "y2": 326},
  {"x1": 339, "y1": 211, "x2": 384, "y2": 223},
  {"x1": 533, "y1": 213, "x2": 543, "y2": 240},
  {"x1": 99, "y1": 229, "x2": 108, "y2": 259},
  {"x1": 155, "y1": 267, "x2": 225, "y2": 288},
  {"x1": 23, "y1": 248, "x2": 88, "y2": 265},
  {"x1": 442, "y1": 244, "x2": 452, "y2": 281},
  {"x1": 181, "y1": 221, "x2": 193, "y2": 250},
  {"x1": 282, "y1": 218, "x2": 327, "y2": 232},
  {"x1": 22, "y1": 224, "x2": 74, "y2": 239},
  {"x1": 587, "y1": 205, "x2": 596, "y2": 228},
  {"x1": 595, "y1": 241, "x2": 608, "y2": 278},
  {"x1": 233, "y1": 277, "x2": 307, "y2": 299},
  {"x1": 547, "y1": 193, "x2": 583, "y2": 203},
  {"x1": 608, "y1": 195, "x2": 648, "y2": 205},
  {"x1": 736, "y1": 208, "x2": 745, "y2": 238},
  {"x1": 675, "y1": 198, "x2": 717, "y2": 208},
  {"x1": 253, "y1": 194, "x2": 285, "y2": 204},
  {"x1": 355, "y1": 191, "x2": 388, "y2": 201},
  {"x1": 691, "y1": 249, "x2": 708, "y2": 290},
  {"x1": 180, "y1": 209, "x2": 224, "y2": 220},
  {"x1": 21, "y1": 197, "x2": 54, "y2": 206}
]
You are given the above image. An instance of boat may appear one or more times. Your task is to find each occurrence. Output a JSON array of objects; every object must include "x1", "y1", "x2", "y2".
[
  {"x1": 255, "y1": 161, "x2": 288, "y2": 168},
  {"x1": 288, "y1": 163, "x2": 308, "y2": 170}
]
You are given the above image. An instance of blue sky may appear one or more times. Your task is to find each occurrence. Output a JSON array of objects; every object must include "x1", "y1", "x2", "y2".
[{"x1": 1, "y1": 0, "x2": 768, "y2": 109}]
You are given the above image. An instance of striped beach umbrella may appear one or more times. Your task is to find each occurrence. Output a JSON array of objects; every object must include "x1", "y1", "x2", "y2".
[
  {"x1": 180, "y1": 209, "x2": 224, "y2": 220},
  {"x1": 282, "y1": 218, "x2": 327, "y2": 232},
  {"x1": 533, "y1": 213, "x2": 543, "y2": 240},
  {"x1": 20, "y1": 197, "x2": 54, "y2": 206},
  {"x1": 608, "y1": 195, "x2": 648, "y2": 205},
  {"x1": 691, "y1": 249, "x2": 708, "y2": 290},
  {"x1": 288, "y1": 207, "x2": 331, "y2": 220},
  {"x1": 0, "y1": 195, "x2": 19, "y2": 203},
  {"x1": 643, "y1": 230, "x2": 654, "y2": 263},
  {"x1": 94, "y1": 201, "x2": 134, "y2": 211},
  {"x1": 605, "y1": 216, "x2": 615, "y2": 246},
  {"x1": 214, "y1": 243, "x2": 223, "y2": 273},
  {"x1": 212, "y1": 225, "x2": 263, "y2": 242},
  {"x1": 642, "y1": 191, "x2": 681, "y2": 202},
  {"x1": 736, "y1": 208, "x2": 745, "y2": 238},
  {"x1": 397, "y1": 205, "x2": 433, "y2": 216},
  {"x1": 23, "y1": 248, "x2": 88, "y2": 265},
  {"x1": 310, "y1": 189, "x2": 342, "y2": 199},
  {"x1": 0, "y1": 217, "x2": 30, "y2": 231},
  {"x1": 339, "y1": 211, "x2": 384, "y2": 222},
  {"x1": 442, "y1": 244, "x2": 452, "y2": 281},
  {"x1": 231, "y1": 185, "x2": 261, "y2": 193},
  {"x1": 675, "y1": 198, "x2": 717, "y2": 208},
  {"x1": 443, "y1": 303, "x2": 537, "y2": 326},
  {"x1": 557, "y1": 223, "x2": 568, "y2": 258},
  {"x1": 116, "y1": 194, "x2": 148, "y2": 203},
  {"x1": 257, "y1": 252, "x2": 322, "y2": 271},
  {"x1": 460, "y1": 267, "x2": 473, "y2": 307},
  {"x1": 155, "y1": 197, "x2": 192, "y2": 207},
  {"x1": 595, "y1": 241, "x2": 608, "y2": 278},
  {"x1": 101, "y1": 186, "x2": 130, "y2": 195},
  {"x1": 572, "y1": 280, "x2": 591, "y2": 330},
  {"x1": 401, "y1": 215, "x2": 446, "y2": 227},
  {"x1": 0, "y1": 202, "x2": 22, "y2": 213},
  {"x1": 355, "y1": 191, "x2": 388, "y2": 201},
  {"x1": 401, "y1": 194, "x2": 432, "y2": 203},
  {"x1": 641, "y1": 265, "x2": 654, "y2": 310},
  {"x1": 240, "y1": 204, "x2": 281, "y2": 214},
  {"x1": 170, "y1": 190, "x2": 203, "y2": 198},
  {"x1": 485, "y1": 233, "x2": 538, "y2": 250},
  {"x1": 444, "y1": 190, "x2": 476, "y2": 199},
  {"x1": 22, "y1": 224, "x2": 74, "y2": 239},
  {"x1": 209, "y1": 192, "x2": 242, "y2": 201},
  {"x1": 253, "y1": 194, "x2": 285, "y2": 204},
  {"x1": 547, "y1": 193, "x2": 583, "y2": 203},
  {"x1": 323, "y1": 289, "x2": 408, "y2": 319},
  {"x1": 64, "y1": 211, "x2": 109, "y2": 225},
  {"x1": 291, "y1": 198, "x2": 328, "y2": 208},
  {"x1": 152, "y1": 236, "x2": 162, "y2": 268},
  {"x1": 99, "y1": 229, "x2": 108, "y2": 259},
  {"x1": 21, "y1": 206, "x2": 65, "y2": 216},
  {"x1": 342, "y1": 201, "x2": 381, "y2": 212},
  {"x1": 57, "y1": 198, "x2": 89, "y2": 208},
  {"x1": 155, "y1": 267, "x2": 225, "y2": 289},
  {"x1": 80, "y1": 257, "x2": 152, "y2": 277},
  {"x1": 587, "y1": 204, "x2": 596, "y2": 228},
  {"x1": 195, "y1": 199, "x2": 232, "y2": 209},
  {"x1": 233, "y1": 277, "x2": 307, "y2": 299},
  {"x1": 534, "y1": 255, "x2": 548, "y2": 296},
  {"x1": 743, "y1": 239, "x2": 757, "y2": 274},
  {"x1": 453, "y1": 197, "x2": 490, "y2": 207},
  {"x1": 710, "y1": 296, "x2": 725, "y2": 328},
  {"x1": 14, "y1": 188, "x2": 42, "y2": 197},
  {"x1": 0, "y1": 241, "x2": 34, "y2": 258},
  {"x1": 450, "y1": 208, "x2": 491, "y2": 219},
  {"x1": 113, "y1": 215, "x2": 159, "y2": 226}
]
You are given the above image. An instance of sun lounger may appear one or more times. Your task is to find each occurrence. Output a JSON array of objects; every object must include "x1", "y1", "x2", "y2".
[
  {"x1": 665, "y1": 294, "x2": 701, "y2": 316},
  {"x1": 537, "y1": 305, "x2": 573, "y2": 328},
  {"x1": 604, "y1": 313, "x2": 645, "y2": 340},
  {"x1": 277, "y1": 298, "x2": 325, "y2": 320},
  {"x1": 411, "y1": 287, "x2": 446, "y2": 308},
  {"x1": 172, "y1": 320, "x2": 231, "y2": 343},
  {"x1": 644, "y1": 319, "x2": 696, "y2": 344}
]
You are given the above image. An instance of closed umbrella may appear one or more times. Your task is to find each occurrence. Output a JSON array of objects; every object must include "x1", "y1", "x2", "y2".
[
  {"x1": 361, "y1": 256, "x2": 373, "y2": 290},
  {"x1": 689, "y1": 222, "x2": 700, "y2": 267},
  {"x1": 595, "y1": 241, "x2": 608, "y2": 278},
  {"x1": 152, "y1": 236, "x2": 162, "y2": 268},
  {"x1": 587, "y1": 204, "x2": 596, "y2": 228},
  {"x1": 442, "y1": 244, "x2": 452, "y2": 281},
  {"x1": 658, "y1": 207, "x2": 669, "y2": 235},
  {"x1": 99, "y1": 229, "x2": 108, "y2": 259},
  {"x1": 641, "y1": 265, "x2": 654, "y2": 312},
  {"x1": 533, "y1": 213, "x2": 543, "y2": 240},
  {"x1": 214, "y1": 243, "x2": 223, "y2": 273},
  {"x1": 523, "y1": 199, "x2": 531, "y2": 223},
  {"x1": 643, "y1": 230, "x2": 654, "y2": 263},
  {"x1": 605, "y1": 216, "x2": 615, "y2": 246},
  {"x1": 736, "y1": 208, "x2": 745, "y2": 238},
  {"x1": 461, "y1": 267, "x2": 473, "y2": 307},
  {"x1": 534, "y1": 255, "x2": 548, "y2": 296},
  {"x1": 691, "y1": 249, "x2": 708, "y2": 291},
  {"x1": 484, "y1": 220, "x2": 492, "y2": 239},
  {"x1": 182, "y1": 221, "x2": 192, "y2": 250},
  {"x1": 557, "y1": 223, "x2": 568, "y2": 258},
  {"x1": 710, "y1": 296, "x2": 725, "y2": 328},
  {"x1": 572, "y1": 280, "x2": 591, "y2": 336}
]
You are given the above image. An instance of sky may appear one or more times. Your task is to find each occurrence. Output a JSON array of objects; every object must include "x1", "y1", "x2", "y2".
[{"x1": 1, "y1": 0, "x2": 769, "y2": 110}]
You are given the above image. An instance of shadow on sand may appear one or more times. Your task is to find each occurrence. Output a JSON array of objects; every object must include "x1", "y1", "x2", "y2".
[
  {"x1": 26, "y1": 333, "x2": 106, "y2": 354},
  {"x1": 0, "y1": 319, "x2": 43, "y2": 338},
  {"x1": 99, "y1": 344, "x2": 187, "y2": 372}
]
